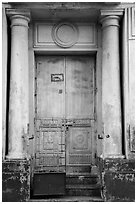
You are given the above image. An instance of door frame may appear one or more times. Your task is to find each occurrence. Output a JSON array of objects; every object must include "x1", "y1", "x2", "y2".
[
  {"x1": 34, "y1": 53, "x2": 100, "y2": 158},
  {"x1": 28, "y1": 49, "x2": 102, "y2": 195}
]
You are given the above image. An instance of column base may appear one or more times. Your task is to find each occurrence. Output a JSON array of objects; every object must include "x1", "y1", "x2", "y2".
[
  {"x1": 2, "y1": 159, "x2": 30, "y2": 202},
  {"x1": 6, "y1": 152, "x2": 27, "y2": 160}
]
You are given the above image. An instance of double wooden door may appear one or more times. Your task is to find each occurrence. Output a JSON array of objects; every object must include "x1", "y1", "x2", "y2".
[{"x1": 34, "y1": 55, "x2": 95, "y2": 174}]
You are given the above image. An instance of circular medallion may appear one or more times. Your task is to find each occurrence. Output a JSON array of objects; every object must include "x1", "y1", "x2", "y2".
[{"x1": 52, "y1": 22, "x2": 78, "y2": 48}]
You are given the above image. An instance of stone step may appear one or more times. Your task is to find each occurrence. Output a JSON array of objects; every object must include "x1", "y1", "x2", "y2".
[
  {"x1": 66, "y1": 165, "x2": 91, "y2": 173},
  {"x1": 66, "y1": 184, "x2": 102, "y2": 196},
  {"x1": 66, "y1": 174, "x2": 100, "y2": 185},
  {"x1": 29, "y1": 196, "x2": 103, "y2": 202}
]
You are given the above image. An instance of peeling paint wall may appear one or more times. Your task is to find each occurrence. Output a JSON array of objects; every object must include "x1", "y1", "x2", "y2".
[
  {"x1": 2, "y1": 160, "x2": 30, "y2": 202},
  {"x1": 97, "y1": 158, "x2": 135, "y2": 201}
]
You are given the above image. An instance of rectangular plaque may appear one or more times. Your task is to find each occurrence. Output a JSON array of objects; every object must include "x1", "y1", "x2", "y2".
[{"x1": 51, "y1": 74, "x2": 64, "y2": 82}]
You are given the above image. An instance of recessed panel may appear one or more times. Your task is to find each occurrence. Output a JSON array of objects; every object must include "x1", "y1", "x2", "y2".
[
  {"x1": 36, "y1": 56, "x2": 65, "y2": 119},
  {"x1": 66, "y1": 56, "x2": 94, "y2": 119},
  {"x1": 34, "y1": 22, "x2": 97, "y2": 49},
  {"x1": 70, "y1": 127, "x2": 91, "y2": 152}
]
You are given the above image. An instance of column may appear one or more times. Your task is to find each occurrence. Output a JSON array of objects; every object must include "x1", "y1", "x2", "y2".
[
  {"x1": 6, "y1": 14, "x2": 30, "y2": 159},
  {"x1": 100, "y1": 13, "x2": 123, "y2": 157}
]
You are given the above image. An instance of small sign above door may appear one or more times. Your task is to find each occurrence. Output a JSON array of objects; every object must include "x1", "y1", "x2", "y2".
[{"x1": 51, "y1": 74, "x2": 64, "y2": 82}]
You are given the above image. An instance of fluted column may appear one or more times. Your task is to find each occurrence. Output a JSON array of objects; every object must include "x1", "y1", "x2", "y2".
[
  {"x1": 7, "y1": 14, "x2": 30, "y2": 159},
  {"x1": 100, "y1": 13, "x2": 123, "y2": 157}
]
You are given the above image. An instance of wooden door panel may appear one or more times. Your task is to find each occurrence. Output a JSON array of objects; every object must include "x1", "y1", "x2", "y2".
[
  {"x1": 66, "y1": 56, "x2": 94, "y2": 119},
  {"x1": 65, "y1": 56, "x2": 95, "y2": 174},
  {"x1": 35, "y1": 56, "x2": 66, "y2": 173},
  {"x1": 36, "y1": 56, "x2": 65, "y2": 119}
]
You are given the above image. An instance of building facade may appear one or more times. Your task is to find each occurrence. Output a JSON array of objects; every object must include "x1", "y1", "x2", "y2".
[{"x1": 2, "y1": 2, "x2": 135, "y2": 202}]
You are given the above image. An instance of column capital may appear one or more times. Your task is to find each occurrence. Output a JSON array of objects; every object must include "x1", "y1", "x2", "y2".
[
  {"x1": 100, "y1": 15, "x2": 120, "y2": 29},
  {"x1": 10, "y1": 15, "x2": 30, "y2": 28},
  {"x1": 6, "y1": 9, "x2": 30, "y2": 23},
  {"x1": 100, "y1": 9, "x2": 124, "y2": 29}
]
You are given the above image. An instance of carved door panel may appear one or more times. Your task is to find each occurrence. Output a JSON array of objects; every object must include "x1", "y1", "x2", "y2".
[
  {"x1": 65, "y1": 56, "x2": 95, "y2": 174},
  {"x1": 66, "y1": 125, "x2": 94, "y2": 173}
]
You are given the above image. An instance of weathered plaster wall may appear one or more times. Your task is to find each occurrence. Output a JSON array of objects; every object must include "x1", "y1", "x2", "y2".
[
  {"x1": 2, "y1": 160, "x2": 30, "y2": 202},
  {"x1": 128, "y1": 7, "x2": 135, "y2": 154},
  {"x1": 122, "y1": 6, "x2": 135, "y2": 158}
]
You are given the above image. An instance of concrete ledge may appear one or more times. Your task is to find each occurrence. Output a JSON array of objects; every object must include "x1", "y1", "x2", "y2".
[
  {"x1": 97, "y1": 157, "x2": 135, "y2": 201},
  {"x1": 2, "y1": 159, "x2": 30, "y2": 202}
]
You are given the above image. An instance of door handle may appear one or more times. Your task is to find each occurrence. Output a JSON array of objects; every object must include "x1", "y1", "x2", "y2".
[{"x1": 29, "y1": 135, "x2": 34, "y2": 140}]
